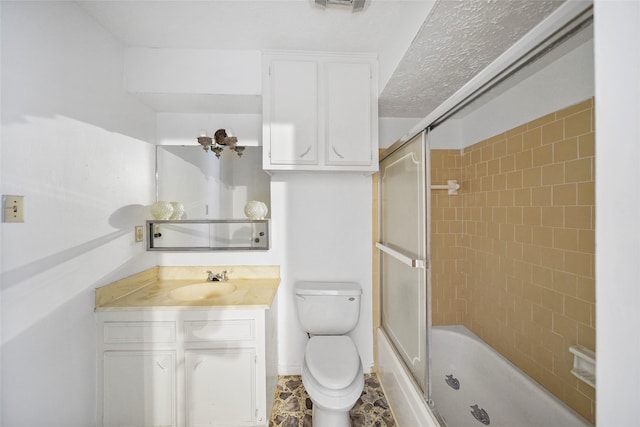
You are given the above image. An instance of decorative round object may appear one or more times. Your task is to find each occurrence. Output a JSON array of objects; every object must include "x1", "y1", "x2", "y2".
[
  {"x1": 151, "y1": 201, "x2": 174, "y2": 220},
  {"x1": 169, "y1": 202, "x2": 185, "y2": 220},
  {"x1": 244, "y1": 200, "x2": 268, "y2": 219}
]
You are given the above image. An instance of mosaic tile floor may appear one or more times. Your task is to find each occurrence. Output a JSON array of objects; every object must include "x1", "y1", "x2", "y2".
[{"x1": 269, "y1": 374, "x2": 396, "y2": 427}]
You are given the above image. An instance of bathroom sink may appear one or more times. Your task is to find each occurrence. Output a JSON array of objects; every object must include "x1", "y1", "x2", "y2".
[{"x1": 169, "y1": 282, "x2": 236, "y2": 301}]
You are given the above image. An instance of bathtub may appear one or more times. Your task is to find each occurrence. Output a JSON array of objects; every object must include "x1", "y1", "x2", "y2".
[{"x1": 377, "y1": 325, "x2": 592, "y2": 427}]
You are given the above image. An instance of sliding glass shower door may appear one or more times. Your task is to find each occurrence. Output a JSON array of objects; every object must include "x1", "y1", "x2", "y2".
[{"x1": 378, "y1": 130, "x2": 430, "y2": 397}]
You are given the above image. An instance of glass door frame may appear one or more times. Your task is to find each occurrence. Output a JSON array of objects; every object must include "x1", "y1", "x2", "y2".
[{"x1": 377, "y1": 128, "x2": 433, "y2": 403}]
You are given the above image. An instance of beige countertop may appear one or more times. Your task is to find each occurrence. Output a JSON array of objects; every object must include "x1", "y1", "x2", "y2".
[{"x1": 95, "y1": 265, "x2": 280, "y2": 311}]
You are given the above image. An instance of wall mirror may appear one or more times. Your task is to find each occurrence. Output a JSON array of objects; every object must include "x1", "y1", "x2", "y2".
[
  {"x1": 156, "y1": 145, "x2": 270, "y2": 219},
  {"x1": 153, "y1": 145, "x2": 271, "y2": 251}
]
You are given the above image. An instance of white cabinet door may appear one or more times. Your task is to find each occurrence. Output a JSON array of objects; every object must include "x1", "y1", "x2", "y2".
[
  {"x1": 103, "y1": 351, "x2": 176, "y2": 427},
  {"x1": 185, "y1": 349, "x2": 256, "y2": 427},
  {"x1": 325, "y1": 61, "x2": 373, "y2": 166},
  {"x1": 263, "y1": 52, "x2": 378, "y2": 172},
  {"x1": 268, "y1": 60, "x2": 318, "y2": 165}
]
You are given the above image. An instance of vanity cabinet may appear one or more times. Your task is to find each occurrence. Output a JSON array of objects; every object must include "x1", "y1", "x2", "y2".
[
  {"x1": 97, "y1": 309, "x2": 276, "y2": 427},
  {"x1": 262, "y1": 51, "x2": 379, "y2": 172}
]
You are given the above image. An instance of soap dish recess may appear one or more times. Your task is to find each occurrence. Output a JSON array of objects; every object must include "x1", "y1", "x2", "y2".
[{"x1": 569, "y1": 345, "x2": 596, "y2": 388}]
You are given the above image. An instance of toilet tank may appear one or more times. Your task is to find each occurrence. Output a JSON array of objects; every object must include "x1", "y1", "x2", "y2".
[{"x1": 295, "y1": 281, "x2": 362, "y2": 335}]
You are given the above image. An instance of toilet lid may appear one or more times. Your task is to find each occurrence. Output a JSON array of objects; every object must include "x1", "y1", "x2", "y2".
[{"x1": 305, "y1": 336, "x2": 361, "y2": 390}]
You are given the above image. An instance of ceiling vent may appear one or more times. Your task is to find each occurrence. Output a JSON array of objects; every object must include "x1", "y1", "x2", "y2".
[{"x1": 315, "y1": 0, "x2": 366, "y2": 12}]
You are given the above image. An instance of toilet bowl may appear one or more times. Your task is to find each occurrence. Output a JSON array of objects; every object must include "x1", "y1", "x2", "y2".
[
  {"x1": 302, "y1": 336, "x2": 364, "y2": 426},
  {"x1": 295, "y1": 281, "x2": 365, "y2": 427}
]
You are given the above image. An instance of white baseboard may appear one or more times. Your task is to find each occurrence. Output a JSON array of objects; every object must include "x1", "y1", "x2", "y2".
[{"x1": 278, "y1": 364, "x2": 302, "y2": 376}]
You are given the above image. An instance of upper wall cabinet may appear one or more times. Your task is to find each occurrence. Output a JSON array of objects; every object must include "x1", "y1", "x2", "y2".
[{"x1": 262, "y1": 52, "x2": 379, "y2": 173}]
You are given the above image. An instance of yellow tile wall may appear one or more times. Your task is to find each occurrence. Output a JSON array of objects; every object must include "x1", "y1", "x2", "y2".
[
  {"x1": 430, "y1": 98, "x2": 596, "y2": 422},
  {"x1": 431, "y1": 150, "x2": 466, "y2": 325}
]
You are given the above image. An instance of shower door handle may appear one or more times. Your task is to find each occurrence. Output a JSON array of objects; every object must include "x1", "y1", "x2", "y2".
[{"x1": 376, "y1": 243, "x2": 427, "y2": 269}]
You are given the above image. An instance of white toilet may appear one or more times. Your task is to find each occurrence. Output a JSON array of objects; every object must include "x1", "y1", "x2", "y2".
[{"x1": 295, "y1": 281, "x2": 364, "y2": 427}]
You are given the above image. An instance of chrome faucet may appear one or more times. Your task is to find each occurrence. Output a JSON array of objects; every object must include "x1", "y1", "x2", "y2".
[{"x1": 206, "y1": 270, "x2": 228, "y2": 282}]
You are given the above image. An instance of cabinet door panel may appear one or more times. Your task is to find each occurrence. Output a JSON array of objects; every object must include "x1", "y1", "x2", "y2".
[
  {"x1": 269, "y1": 60, "x2": 318, "y2": 165},
  {"x1": 103, "y1": 351, "x2": 175, "y2": 427},
  {"x1": 185, "y1": 349, "x2": 256, "y2": 426},
  {"x1": 325, "y1": 62, "x2": 372, "y2": 165}
]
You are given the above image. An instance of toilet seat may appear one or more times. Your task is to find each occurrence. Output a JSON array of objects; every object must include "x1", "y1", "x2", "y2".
[
  {"x1": 302, "y1": 335, "x2": 364, "y2": 414},
  {"x1": 302, "y1": 360, "x2": 364, "y2": 412},
  {"x1": 305, "y1": 336, "x2": 360, "y2": 390}
]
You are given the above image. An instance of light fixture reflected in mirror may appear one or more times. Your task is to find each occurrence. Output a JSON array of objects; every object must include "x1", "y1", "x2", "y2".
[{"x1": 197, "y1": 129, "x2": 245, "y2": 158}]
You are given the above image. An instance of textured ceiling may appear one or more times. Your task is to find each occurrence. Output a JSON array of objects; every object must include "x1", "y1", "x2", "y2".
[
  {"x1": 77, "y1": 0, "x2": 565, "y2": 119},
  {"x1": 379, "y1": 0, "x2": 564, "y2": 117}
]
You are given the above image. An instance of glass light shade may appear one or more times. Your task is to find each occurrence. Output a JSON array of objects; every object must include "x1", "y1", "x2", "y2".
[
  {"x1": 244, "y1": 200, "x2": 268, "y2": 219},
  {"x1": 151, "y1": 201, "x2": 174, "y2": 220},
  {"x1": 170, "y1": 202, "x2": 185, "y2": 220}
]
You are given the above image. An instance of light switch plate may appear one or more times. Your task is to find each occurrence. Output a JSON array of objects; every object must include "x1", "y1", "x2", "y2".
[
  {"x1": 135, "y1": 225, "x2": 144, "y2": 242},
  {"x1": 3, "y1": 195, "x2": 24, "y2": 223}
]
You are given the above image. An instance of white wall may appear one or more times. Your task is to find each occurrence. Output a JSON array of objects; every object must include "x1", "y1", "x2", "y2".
[
  {"x1": 271, "y1": 173, "x2": 374, "y2": 374},
  {"x1": 379, "y1": 116, "x2": 421, "y2": 149},
  {"x1": 124, "y1": 47, "x2": 262, "y2": 95},
  {"x1": 156, "y1": 112, "x2": 262, "y2": 147},
  {"x1": 431, "y1": 33, "x2": 595, "y2": 150},
  {"x1": 1, "y1": 2, "x2": 156, "y2": 426},
  {"x1": 594, "y1": 1, "x2": 640, "y2": 425},
  {"x1": 124, "y1": 48, "x2": 263, "y2": 115}
]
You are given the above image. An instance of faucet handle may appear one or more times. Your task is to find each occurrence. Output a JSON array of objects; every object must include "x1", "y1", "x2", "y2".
[{"x1": 204, "y1": 270, "x2": 227, "y2": 282}]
